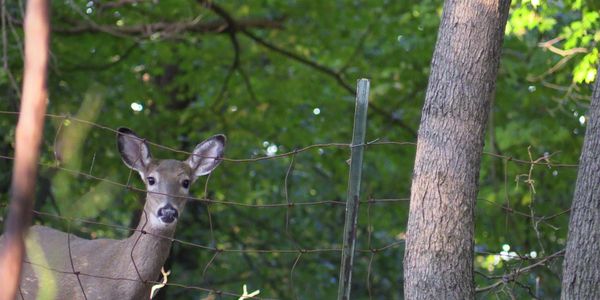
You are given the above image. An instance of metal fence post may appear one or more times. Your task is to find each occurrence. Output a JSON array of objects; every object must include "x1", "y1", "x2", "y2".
[{"x1": 338, "y1": 78, "x2": 369, "y2": 300}]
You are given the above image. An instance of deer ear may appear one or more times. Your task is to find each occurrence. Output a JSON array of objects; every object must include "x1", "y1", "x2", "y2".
[
  {"x1": 186, "y1": 135, "x2": 226, "y2": 179},
  {"x1": 117, "y1": 127, "x2": 152, "y2": 173}
]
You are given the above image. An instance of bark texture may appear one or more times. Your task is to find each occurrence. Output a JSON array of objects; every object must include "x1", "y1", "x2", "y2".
[
  {"x1": 561, "y1": 65, "x2": 600, "y2": 299},
  {"x1": 403, "y1": 0, "x2": 510, "y2": 298}
]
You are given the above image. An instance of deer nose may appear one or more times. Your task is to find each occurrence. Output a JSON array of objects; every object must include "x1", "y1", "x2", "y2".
[{"x1": 157, "y1": 203, "x2": 179, "y2": 224}]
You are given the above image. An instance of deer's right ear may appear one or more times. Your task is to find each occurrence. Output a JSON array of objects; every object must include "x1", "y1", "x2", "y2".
[{"x1": 117, "y1": 127, "x2": 152, "y2": 173}]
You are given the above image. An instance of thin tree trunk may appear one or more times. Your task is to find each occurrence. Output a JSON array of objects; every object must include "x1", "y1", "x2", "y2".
[
  {"x1": 403, "y1": 0, "x2": 510, "y2": 298},
  {"x1": 0, "y1": 0, "x2": 50, "y2": 299},
  {"x1": 561, "y1": 65, "x2": 600, "y2": 299}
]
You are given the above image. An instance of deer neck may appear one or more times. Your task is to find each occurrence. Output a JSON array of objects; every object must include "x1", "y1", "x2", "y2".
[{"x1": 123, "y1": 200, "x2": 178, "y2": 282}]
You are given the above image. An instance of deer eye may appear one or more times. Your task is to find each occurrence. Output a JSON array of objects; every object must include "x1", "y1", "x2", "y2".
[
  {"x1": 147, "y1": 177, "x2": 156, "y2": 185},
  {"x1": 182, "y1": 179, "x2": 190, "y2": 189}
]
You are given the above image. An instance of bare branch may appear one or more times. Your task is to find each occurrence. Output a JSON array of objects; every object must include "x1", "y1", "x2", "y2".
[
  {"x1": 528, "y1": 55, "x2": 579, "y2": 82},
  {"x1": 538, "y1": 37, "x2": 588, "y2": 57},
  {"x1": 8, "y1": 15, "x2": 283, "y2": 37},
  {"x1": 240, "y1": 28, "x2": 355, "y2": 93},
  {"x1": 198, "y1": 0, "x2": 237, "y2": 30},
  {"x1": 240, "y1": 29, "x2": 419, "y2": 137},
  {"x1": 238, "y1": 65, "x2": 258, "y2": 103},
  {"x1": 476, "y1": 249, "x2": 565, "y2": 293}
]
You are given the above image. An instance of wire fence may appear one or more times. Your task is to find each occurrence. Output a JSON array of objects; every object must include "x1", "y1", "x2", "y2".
[
  {"x1": 0, "y1": 109, "x2": 577, "y2": 299},
  {"x1": 0, "y1": 1, "x2": 583, "y2": 297}
]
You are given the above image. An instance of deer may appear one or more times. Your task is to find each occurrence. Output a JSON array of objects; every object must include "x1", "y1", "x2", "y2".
[{"x1": 0, "y1": 128, "x2": 226, "y2": 299}]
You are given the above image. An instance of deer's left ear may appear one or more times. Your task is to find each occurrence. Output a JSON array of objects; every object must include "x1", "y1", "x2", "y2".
[{"x1": 185, "y1": 135, "x2": 226, "y2": 179}]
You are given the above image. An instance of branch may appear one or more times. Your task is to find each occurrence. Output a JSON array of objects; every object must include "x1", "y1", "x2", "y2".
[
  {"x1": 528, "y1": 37, "x2": 589, "y2": 82},
  {"x1": 198, "y1": 0, "x2": 241, "y2": 111},
  {"x1": 476, "y1": 249, "x2": 565, "y2": 293},
  {"x1": 66, "y1": 18, "x2": 281, "y2": 35},
  {"x1": 198, "y1": 0, "x2": 237, "y2": 30},
  {"x1": 539, "y1": 37, "x2": 588, "y2": 57},
  {"x1": 238, "y1": 65, "x2": 258, "y2": 103},
  {"x1": 339, "y1": 22, "x2": 372, "y2": 74},
  {"x1": 240, "y1": 28, "x2": 355, "y2": 93},
  {"x1": 197, "y1": 1, "x2": 257, "y2": 106},
  {"x1": 196, "y1": 2, "x2": 418, "y2": 137},
  {"x1": 211, "y1": 33, "x2": 239, "y2": 110},
  {"x1": 241, "y1": 29, "x2": 418, "y2": 137},
  {"x1": 527, "y1": 54, "x2": 578, "y2": 82},
  {"x1": 9, "y1": 15, "x2": 283, "y2": 37}
]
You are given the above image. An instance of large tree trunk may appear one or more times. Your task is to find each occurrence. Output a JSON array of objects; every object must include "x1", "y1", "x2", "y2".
[
  {"x1": 403, "y1": 0, "x2": 510, "y2": 298},
  {"x1": 561, "y1": 65, "x2": 600, "y2": 299}
]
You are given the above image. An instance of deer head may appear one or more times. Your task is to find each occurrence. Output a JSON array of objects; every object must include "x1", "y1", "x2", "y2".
[{"x1": 116, "y1": 128, "x2": 225, "y2": 228}]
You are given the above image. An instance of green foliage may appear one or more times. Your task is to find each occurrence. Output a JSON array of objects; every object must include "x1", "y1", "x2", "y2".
[{"x1": 0, "y1": 0, "x2": 598, "y2": 299}]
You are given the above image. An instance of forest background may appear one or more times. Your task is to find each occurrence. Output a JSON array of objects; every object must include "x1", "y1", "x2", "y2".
[{"x1": 1, "y1": 0, "x2": 599, "y2": 298}]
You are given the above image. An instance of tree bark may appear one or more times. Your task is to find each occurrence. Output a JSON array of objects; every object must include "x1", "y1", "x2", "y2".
[
  {"x1": 403, "y1": 0, "x2": 510, "y2": 298},
  {"x1": 561, "y1": 65, "x2": 600, "y2": 299}
]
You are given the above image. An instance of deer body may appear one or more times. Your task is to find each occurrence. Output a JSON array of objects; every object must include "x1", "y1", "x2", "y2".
[{"x1": 1, "y1": 128, "x2": 225, "y2": 300}]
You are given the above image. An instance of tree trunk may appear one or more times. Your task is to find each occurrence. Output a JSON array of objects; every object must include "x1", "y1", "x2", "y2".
[
  {"x1": 403, "y1": 0, "x2": 510, "y2": 298},
  {"x1": 0, "y1": 0, "x2": 50, "y2": 299},
  {"x1": 561, "y1": 65, "x2": 600, "y2": 299}
]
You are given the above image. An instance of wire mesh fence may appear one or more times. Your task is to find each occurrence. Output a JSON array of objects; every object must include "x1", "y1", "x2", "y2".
[{"x1": 0, "y1": 108, "x2": 577, "y2": 299}]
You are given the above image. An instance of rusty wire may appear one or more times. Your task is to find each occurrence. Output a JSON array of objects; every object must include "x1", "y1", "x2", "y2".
[{"x1": 0, "y1": 111, "x2": 577, "y2": 298}]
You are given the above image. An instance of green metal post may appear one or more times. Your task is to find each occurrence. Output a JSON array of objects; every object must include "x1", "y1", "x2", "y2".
[{"x1": 338, "y1": 78, "x2": 369, "y2": 300}]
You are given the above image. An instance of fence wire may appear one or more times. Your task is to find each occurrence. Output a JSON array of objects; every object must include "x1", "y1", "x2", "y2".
[{"x1": 0, "y1": 111, "x2": 576, "y2": 299}]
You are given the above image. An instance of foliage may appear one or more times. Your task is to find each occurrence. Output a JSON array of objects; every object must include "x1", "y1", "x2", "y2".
[{"x1": 0, "y1": 0, "x2": 598, "y2": 298}]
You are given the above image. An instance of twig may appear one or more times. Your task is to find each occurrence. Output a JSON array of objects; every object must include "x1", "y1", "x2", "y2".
[
  {"x1": 241, "y1": 29, "x2": 419, "y2": 137},
  {"x1": 538, "y1": 37, "x2": 588, "y2": 57},
  {"x1": 240, "y1": 29, "x2": 354, "y2": 94},
  {"x1": 528, "y1": 54, "x2": 579, "y2": 82},
  {"x1": 476, "y1": 249, "x2": 565, "y2": 293}
]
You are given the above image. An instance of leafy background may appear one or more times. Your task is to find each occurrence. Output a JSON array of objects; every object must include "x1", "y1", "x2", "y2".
[{"x1": 0, "y1": 0, "x2": 599, "y2": 298}]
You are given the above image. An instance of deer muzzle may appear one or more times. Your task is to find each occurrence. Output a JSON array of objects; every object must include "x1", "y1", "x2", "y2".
[{"x1": 157, "y1": 203, "x2": 179, "y2": 224}]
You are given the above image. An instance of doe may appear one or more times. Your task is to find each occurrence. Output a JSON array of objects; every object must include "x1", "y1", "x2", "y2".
[{"x1": 1, "y1": 128, "x2": 225, "y2": 299}]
